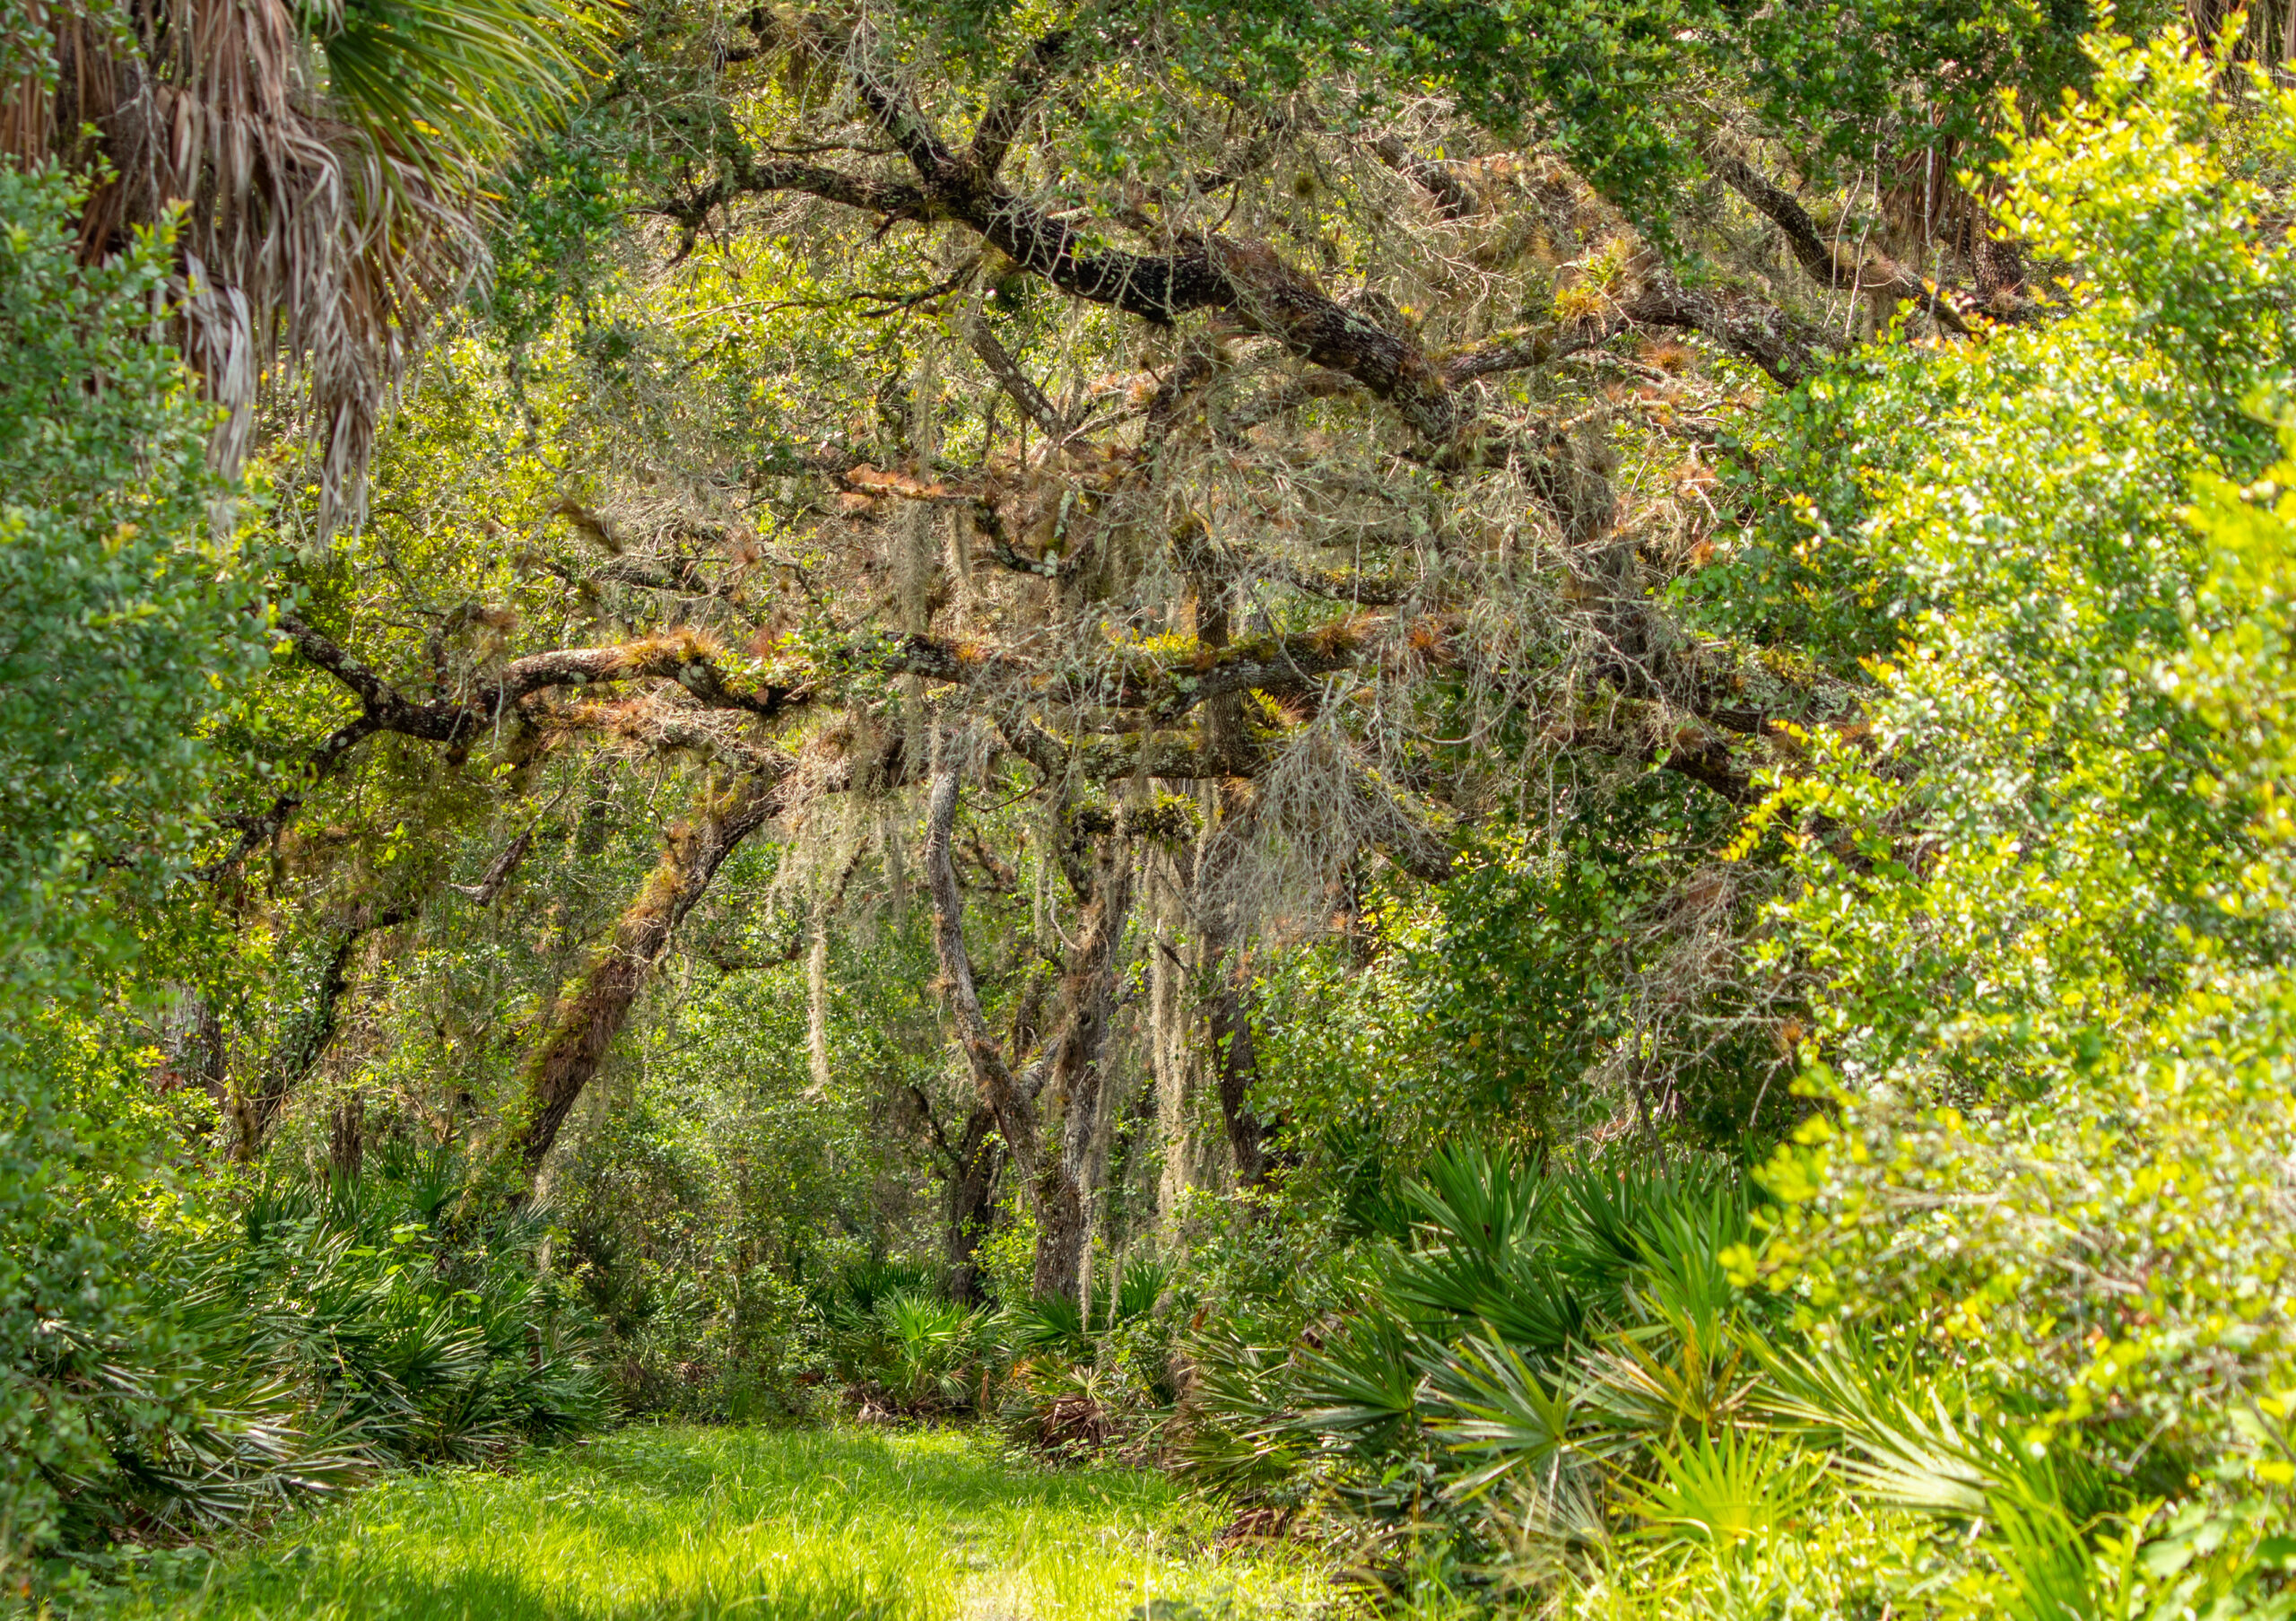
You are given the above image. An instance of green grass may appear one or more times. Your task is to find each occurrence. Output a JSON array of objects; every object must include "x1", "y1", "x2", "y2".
[{"x1": 108, "y1": 1425, "x2": 1343, "y2": 1620}]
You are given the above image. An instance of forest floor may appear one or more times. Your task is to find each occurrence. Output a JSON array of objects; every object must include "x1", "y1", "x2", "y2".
[{"x1": 105, "y1": 1425, "x2": 1344, "y2": 1620}]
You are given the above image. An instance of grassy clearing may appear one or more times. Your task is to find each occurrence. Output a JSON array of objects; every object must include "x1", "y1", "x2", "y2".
[{"x1": 105, "y1": 1425, "x2": 1342, "y2": 1621}]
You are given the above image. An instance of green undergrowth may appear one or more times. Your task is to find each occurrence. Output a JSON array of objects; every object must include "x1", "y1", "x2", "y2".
[{"x1": 84, "y1": 1425, "x2": 1342, "y2": 1621}]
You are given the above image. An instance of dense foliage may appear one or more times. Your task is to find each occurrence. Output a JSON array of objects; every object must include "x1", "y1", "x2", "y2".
[{"x1": 0, "y1": 160, "x2": 270, "y2": 1573}]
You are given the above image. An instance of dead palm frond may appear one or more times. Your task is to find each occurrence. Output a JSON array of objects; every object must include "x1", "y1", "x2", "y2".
[{"x1": 2, "y1": 0, "x2": 604, "y2": 529}]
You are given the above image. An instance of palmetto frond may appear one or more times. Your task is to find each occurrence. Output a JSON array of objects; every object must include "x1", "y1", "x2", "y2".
[
  {"x1": 1290, "y1": 1308, "x2": 1431, "y2": 1457},
  {"x1": 1429, "y1": 1332, "x2": 1585, "y2": 1495},
  {"x1": 1577, "y1": 1311, "x2": 1761, "y2": 1452},
  {"x1": 1619, "y1": 1427, "x2": 1820, "y2": 1551},
  {"x1": 1746, "y1": 1336, "x2": 2012, "y2": 1518}
]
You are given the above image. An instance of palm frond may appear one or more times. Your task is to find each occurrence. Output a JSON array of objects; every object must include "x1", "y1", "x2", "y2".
[
  {"x1": 1, "y1": 0, "x2": 608, "y2": 529},
  {"x1": 1428, "y1": 1332, "x2": 1584, "y2": 1495},
  {"x1": 1290, "y1": 1310, "x2": 1431, "y2": 1457},
  {"x1": 314, "y1": 0, "x2": 610, "y2": 169},
  {"x1": 1744, "y1": 1336, "x2": 2005, "y2": 1517},
  {"x1": 1618, "y1": 1427, "x2": 1820, "y2": 1550},
  {"x1": 1575, "y1": 1312, "x2": 1759, "y2": 1452}
]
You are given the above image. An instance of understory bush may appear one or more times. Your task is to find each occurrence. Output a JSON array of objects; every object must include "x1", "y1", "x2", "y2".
[
  {"x1": 0, "y1": 157, "x2": 271, "y2": 1582},
  {"x1": 802, "y1": 1254, "x2": 1184, "y2": 1455},
  {"x1": 18, "y1": 1152, "x2": 603, "y2": 1590},
  {"x1": 1176, "y1": 1146, "x2": 1781, "y2": 1594}
]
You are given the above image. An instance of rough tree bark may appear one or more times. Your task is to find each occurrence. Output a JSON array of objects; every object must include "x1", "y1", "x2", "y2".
[
  {"x1": 922, "y1": 737, "x2": 1136, "y2": 1303},
  {"x1": 502, "y1": 769, "x2": 783, "y2": 1177},
  {"x1": 922, "y1": 754, "x2": 1046, "y2": 1186},
  {"x1": 660, "y1": 29, "x2": 1573, "y2": 444},
  {"x1": 1208, "y1": 954, "x2": 1269, "y2": 1193},
  {"x1": 1031, "y1": 819, "x2": 1135, "y2": 1302},
  {"x1": 328, "y1": 1092, "x2": 366, "y2": 1181},
  {"x1": 1148, "y1": 849, "x2": 1206, "y2": 1234}
]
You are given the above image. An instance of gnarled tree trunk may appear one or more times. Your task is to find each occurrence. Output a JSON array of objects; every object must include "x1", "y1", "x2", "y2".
[
  {"x1": 1029, "y1": 822, "x2": 1134, "y2": 1301},
  {"x1": 230, "y1": 897, "x2": 417, "y2": 1162},
  {"x1": 922, "y1": 740, "x2": 1136, "y2": 1303},
  {"x1": 944, "y1": 1102, "x2": 999, "y2": 1304}
]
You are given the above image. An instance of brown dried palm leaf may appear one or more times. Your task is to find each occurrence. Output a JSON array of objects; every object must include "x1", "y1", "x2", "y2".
[{"x1": 4, "y1": 0, "x2": 587, "y2": 529}]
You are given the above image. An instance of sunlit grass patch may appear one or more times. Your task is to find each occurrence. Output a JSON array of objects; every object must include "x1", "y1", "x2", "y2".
[{"x1": 112, "y1": 1425, "x2": 1341, "y2": 1620}]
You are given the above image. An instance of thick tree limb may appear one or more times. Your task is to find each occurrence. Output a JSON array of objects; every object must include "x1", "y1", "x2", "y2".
[
  {"x1": 218, "y1": 619, "x2": 807, "y2": 878},
  {"x1": 281, "y1": 614, "x2": 809, "y2": 743},
  {"x1": 651, "y1": 155, "x2": 943, "y2": 237},
  {"x1": 1622, "y1": 268, "x2": 1824, "y2": 387},
  {"x1": 1709, "y1": 152, "x2": 1972, "y2": 336},
  {"x1": 1211, "y1": 963, "x2": 1268, "y2": 1190},
  {"x1": 921, "y1": 732, "x2": 1144, "y2": 1303},
  {"x1": 944, "y1": 1102, "x2": 1000, "y2": 1303},
  {"x1": 206, "y1": 710, "x2": 382, "y2": 880},
  {"x1": 1191, "y1": 788, "x2": 1270, "y2": 1194},
  {"x1": 504, "y1": 765, "x2": 787, "y2": 1175},
  {"x1": 1440, "y1": 314, "x2": 1634, "y2": 385},
  {"x1": 680, "y1": 51, "x2": 1465, "y2": 442}
]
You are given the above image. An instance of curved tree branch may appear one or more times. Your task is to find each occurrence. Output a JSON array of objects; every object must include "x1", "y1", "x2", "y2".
[
  {"x1": 923, "y1": 739, "x2": 1045, "y2": 1187},
  {"x1": 503, "y1": 763, "x2": 791, "y2": 1178},
  {"x1": 1709, "y1": 151, "x2": 1972, "y2": 336},
  {"x1": 967, "y1": 26, "x2": 1074, "y2": 181}
]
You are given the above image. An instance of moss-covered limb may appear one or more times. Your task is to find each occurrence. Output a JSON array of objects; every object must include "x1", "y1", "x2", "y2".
[
  {"x1": 1003, "y1": 714, "x2": 1233, "y2": 786},
  {"x1": 544, "y1": 701, "x2": 790, "y2": 773},
  {"x1": 1072, "y1": 623, "x2": 1384, "y2": 720},
  {"x1": 282, "y1": 615, "x2": 810, "y2": 741},
  {"x1": 279, "y1": 614, "x2": 1378, "y2": 797},
  {"x1": 674, "y1": 36, "x2": 1467, "y2": 445},
  {"x1": 502, "y1": 769, "x2": 785, "y2": 1178},
  {"x1": 857, "y1": 622, "x2": 1381, "y2": 722},
  {"x1": 219, "y1": 634, "x2": 789, "y2": 881},
  {"x1": 1622, "y1": 264, "x2": 1825, "y2": 386},
  {"x1": 1707, "y1": 149, "x2": 1973, "y2": 335},
  {"x1": 1438, "y1": 311, "x2": 1639, "y2": 385},
  {"x1": 1175, "y1": 511, "x2": 1420, "y2": 609}
]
